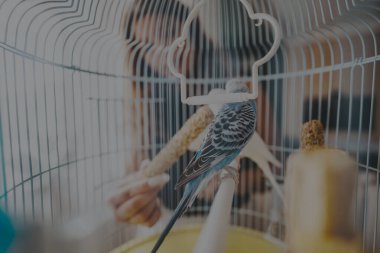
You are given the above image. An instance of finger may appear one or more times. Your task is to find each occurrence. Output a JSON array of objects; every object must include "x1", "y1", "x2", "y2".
[
  {"x1": 105, "y1": 159, "x2": 159, "y2": 194},
  {"x1": 106, "y1": 170, "x2": 143, "y2": 190},
  {"x1": 128, "y1": 198, "x2": 157, "y2": 225},
  {"x1": 115, "y1": 190, "x2": 158, "y2": 221},
  {"x1": 139, "y1": 159, "x2": 151, "y2": 170},
  {"x1": 109, "y1": 179, "x2": 166, "y2": 209},
  {"x1": 122, "y1": 159, "x2": 151, "y2": 182},
  {"x1": 144, "y1": 199, "x2": 161, "y2": 227},
  {"x1": 108, "y1": 181, "x2": 155, "y2": 208},
  {"x1": 115, "y1": 189, "x2": 159, "y2": 221},
  {"x1": 108, "y1": 174, "x2": 169, "y2": 208}
]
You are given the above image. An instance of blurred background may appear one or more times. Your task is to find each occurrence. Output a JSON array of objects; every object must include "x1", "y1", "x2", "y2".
[{"x1": 0, "y1": 0, "x2": 379, "y2": 252}]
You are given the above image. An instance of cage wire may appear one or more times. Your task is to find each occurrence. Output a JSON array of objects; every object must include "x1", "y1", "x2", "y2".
[{"x1": 0, "y1": 0, "x2": 379, "y2": 252}]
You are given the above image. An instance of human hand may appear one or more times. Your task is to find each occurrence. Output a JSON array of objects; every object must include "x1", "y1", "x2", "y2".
[{"x1": 108, "y1": 161, "x2": 169, "y2": 227}]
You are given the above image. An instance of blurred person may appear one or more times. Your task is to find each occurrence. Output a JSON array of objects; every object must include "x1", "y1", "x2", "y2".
[{"x1": 109, "y1": 0, "x2": 278, "y2": 227}]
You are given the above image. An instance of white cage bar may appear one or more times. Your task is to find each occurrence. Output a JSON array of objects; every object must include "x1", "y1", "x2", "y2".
[{"x1": 0, "y1": 0, "x2": 379, "y2": 252}]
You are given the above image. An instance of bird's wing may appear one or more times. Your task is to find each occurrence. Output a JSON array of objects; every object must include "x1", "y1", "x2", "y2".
[
  {"x1": 241, "y1": 133, "x2": 282, "y2": 167},
  {"x1": 175, "y1": 102, "x2": 256, "y2": 189}
]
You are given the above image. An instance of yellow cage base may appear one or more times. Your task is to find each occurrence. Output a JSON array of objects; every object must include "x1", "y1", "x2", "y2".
[{"x1": 110, "y1": 224, "x2": 284, "y2": 253}]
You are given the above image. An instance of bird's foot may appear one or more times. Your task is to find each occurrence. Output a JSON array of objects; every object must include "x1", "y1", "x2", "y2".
[{"x1": 220, "y1": 166, "x2": 239, "y2": 185}]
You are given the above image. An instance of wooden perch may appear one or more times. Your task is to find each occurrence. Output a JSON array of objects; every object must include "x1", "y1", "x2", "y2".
[
  {"x1": 143, "y1": 106, "x2": 214, "y2": 177},
  {"x1": 193, "y1": 160, "x2": 239, "y2": 253}
]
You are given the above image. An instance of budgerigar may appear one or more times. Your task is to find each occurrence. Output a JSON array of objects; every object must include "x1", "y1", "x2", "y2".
[
  {"x1": 189, "y1": 90, "x2": 284, "y2": 201},
  {"x1": 151, "y1": 83, "x2": 256, "y2": 253}
]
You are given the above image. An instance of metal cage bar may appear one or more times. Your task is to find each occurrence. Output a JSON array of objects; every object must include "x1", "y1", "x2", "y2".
[{"x1": 0, "y1": 0, "x2": 379, "y2": 252}]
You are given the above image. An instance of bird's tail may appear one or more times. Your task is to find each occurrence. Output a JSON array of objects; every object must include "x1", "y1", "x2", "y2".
[{"x1": 151, "y1": 187, "x2": 195, "y2": 253}]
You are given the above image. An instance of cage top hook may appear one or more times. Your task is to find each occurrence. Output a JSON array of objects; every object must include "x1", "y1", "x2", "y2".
[{"x1": 167, "y1": 0, "x2": 282, "y2": 105}]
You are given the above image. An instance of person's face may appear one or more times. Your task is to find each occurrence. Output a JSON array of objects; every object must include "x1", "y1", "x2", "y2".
[{"x1": 127, "y1": 14, "x2": 194, "y2": 77}]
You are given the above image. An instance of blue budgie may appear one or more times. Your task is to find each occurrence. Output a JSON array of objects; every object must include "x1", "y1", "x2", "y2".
[{"x1": 151, "y1": 83, "x2": 257, "y2": 253}]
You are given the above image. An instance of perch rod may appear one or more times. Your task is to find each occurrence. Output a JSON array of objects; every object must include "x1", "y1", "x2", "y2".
[{"x1": 193, "y1": 160, "x2": 238, "y2": 253}]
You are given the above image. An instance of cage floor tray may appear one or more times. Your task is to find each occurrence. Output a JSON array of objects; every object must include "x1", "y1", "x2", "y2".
[{"x1": 111, "y1": 225, "x2": 284, "y2": 253}]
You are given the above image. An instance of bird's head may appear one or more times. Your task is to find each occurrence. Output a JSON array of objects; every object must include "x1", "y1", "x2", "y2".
[
  {"x1": 226, "y1": 82, "x2": 250, "y2": 94},
  {"x1": 207, "y1": 88, "x2": 226, "y2": 114}
]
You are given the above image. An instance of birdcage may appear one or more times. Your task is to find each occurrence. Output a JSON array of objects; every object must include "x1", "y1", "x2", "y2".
[{"x1": 0, "y1": 0, "x2": 379, "y2": 252}]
